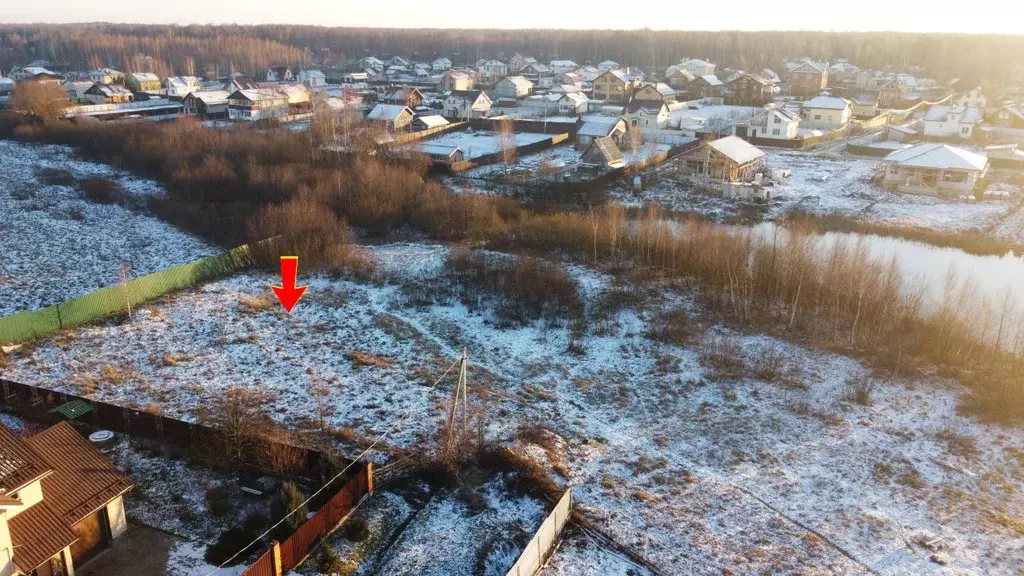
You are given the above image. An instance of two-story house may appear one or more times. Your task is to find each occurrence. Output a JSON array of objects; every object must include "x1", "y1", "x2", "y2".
[
  {"x1": 688, "y1": 75, "x2": 724, "y2": 99},
  {"x1": 626, "y1": 100, "x2": 671, "y2": 129},
  {"x1": 367, "y1": 103, "x2": 415, "y2": 130},
  {"x1": 593, "y1": 70, "x2": 637, "y2": 104},
  {"x1": 441, "y1": 69, "x2": 476, "y2": 92},
  {"x1": 84, "y1": 83, "x2": 134, "y2": 105},
  {"x1": 87, "y1": 68, "x2": 123, "y2": 85},
  {"x1": 0, "y1": 421, "x2": 133, "y2": 576},
  {"x1": 266, "y1": 66, "x2": 293, "y2": 82},
  {"x1": 477, "y1": 60, "x2": 507, "y2": 85},
  {"x1": 431, "y1": 58, "x2": 453, "y2": 72},
  {"x1": 953, "y1": 87, "x2": 987, "y2": 109},
  {"x1": 801, "y1": 95, "x2": 852, "y2": 130},
  {"x1": 124, "y1": 72, "x2": 161, "y2": 93},
  {"x1": 788, "y1": 61, "x2": 829, "y2": 97},
  {"x1": 297, "y1": 70, "x2": 327, "y2": 89},
  {"x1": 163, "y1": 76, "x2": 204, "y2": 98},
  {"x1": 183, "y1": 90, "x2": 231, "y2": 119},
  {"x1": 227, "y1": 88, "x2": 290, "y2": 121},
  {"x1": 632, "y1": 82, "x2": 677, "y2": 104},
  {"x1": 549, "y1": 60, "x2": 579, "y2": 75},
  {"x1": 922, "y1": 105, "x2": 984, "y2": 139},
  {"x1": 747, "y1": 106, "x2": 800, "y2": 139},
  {"x1": 725, "y1": 73, "x2": 778, "y2": 106},
  {"x1": 381, "y1": 87, "x2": 425, "y2": 108},
  {"x1": 443, "y1": 90, "x2": 492, "y2": 119},
  {"x1": 493, "y1": 76, "x2": 534, "y2": 100}
]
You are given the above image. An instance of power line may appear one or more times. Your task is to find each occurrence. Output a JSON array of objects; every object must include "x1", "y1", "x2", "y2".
[{"x1": 202, "y1": 356, "x2": 462, "y2": 576}]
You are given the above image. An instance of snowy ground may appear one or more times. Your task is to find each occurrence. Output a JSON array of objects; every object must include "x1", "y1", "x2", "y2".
[
  {"x1": 417, "y1": 130, "x2": 552, "y2": 159},
  {"x1": 455, "y1": 142, "x2": 584, "y2": 180},
  {"x1": 0, "y1": 140, "x2": 217, "y2": 316},
  {"x1": 610, "y1": 148, "x2": 1017, "y2": 235},
  {"x1": 3, "y1": 242, "x2": 1022, "y2": 574}
]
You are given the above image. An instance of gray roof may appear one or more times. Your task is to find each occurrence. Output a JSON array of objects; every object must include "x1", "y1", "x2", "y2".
[
  {"x1": 884, "y1": 143, "x2": 988, "y2": 171},
  {"x1": 922, "y1": 105, "x2": 984, "y2": 124},
  {"x1": 803, "y1": 95, "x2": 849, "y2": 110}
]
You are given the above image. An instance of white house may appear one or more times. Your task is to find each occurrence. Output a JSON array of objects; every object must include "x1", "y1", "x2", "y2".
[
  {"x1": 444, "y1": 90, "x2": 492, "y2": 119},
  {"x1": 922, "y1": 105, "x2": 984, "y2": 139},
  {"x1": 626, "y1": 100, "x2": 671, "y2": 129},
  {"x1": 62, "y1": 79, "x2": 94, "y2": 99},
  {"x1": 477, "y1": 60, "x2": 508, "y2": 84},
  {"x1": 88, "y1": 68, "x2": 123, "y2": 84},
  {"x1": 575, "y1": 65, "x2": 601, "y2": 82},
  {"x1": 882, "y1": 143, "x2": 988, "y2": 196},
  {"x1": 801, "y1": 95, "x2": 852, "y2": 130},
  {"x1": 297, "y1": 70, "x2": 327, "y2": 89},
  {"x1": 952, "y1": 87, "x2": 987, "y2": 109},
  {"x1": 388, "y1": 56, "x2": 411, "y2": 68},
  {"x1": 163, "y1": 75, "x2": 204, "y2": 97},
  {"x1": 359, "y1": 57, "x2": 385, "y2": 71},
  {"x1": 266, "y1": 66, "x2": 293, "y2": 82},
  {"x1": 747, "y1": 107, "x2": 800, "y2": 139},
  {"x1": 549, "y1": 60, "x2": 579, "y2": 75},
  {"x1": 493, "y1": 76, "x2": 534, "y2": 99},
  {"x1": 432, "y1": 57, "x2": 453, "y2": 71},
  {"x1": 677, "y1": 58, "x2": 716, "y2": 77},
  {"x1": 597, "y1": 60, "x2": 620, "y2": 71},
  {"x1": 367, "y1": 103, "x2": 415, "y2": 130},
  {"x1": 227, "y1": 88, "x2": 290, "y2": 121},
  {"x1": 557, "y1": 92, "x2": 590, "y2": 115}
]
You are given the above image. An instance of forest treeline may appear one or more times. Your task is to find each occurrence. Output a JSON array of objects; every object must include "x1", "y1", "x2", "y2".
[
  {"x1": 2, "y1": 115, "x2": 1020, "y2": 424},
  {"x1": 2, "y1": 24, "x2": 1022, "y2": 85}
]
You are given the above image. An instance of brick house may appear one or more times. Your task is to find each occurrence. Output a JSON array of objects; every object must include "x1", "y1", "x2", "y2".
[{"x1": 788, "y1": 61, "x2": 829, "y2": 97}]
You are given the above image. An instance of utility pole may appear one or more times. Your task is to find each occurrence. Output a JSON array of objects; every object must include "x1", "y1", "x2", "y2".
[{"x1": 445, "y1": 348, "x2": 469, "y2": 452}]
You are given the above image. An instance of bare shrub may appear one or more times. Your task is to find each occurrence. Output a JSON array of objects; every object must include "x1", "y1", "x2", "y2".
[
  {"x1": 843, "y1": 376, "x2": 875, "y2": 406},
  {"x1": 647, "y1": 306, "x2": 692, "y2": 346},
  {"x1": 750, "y1": 347, "x2": 788, "y2": 382},
  {"x1": 937, "y1": 428, "x2": 979, "y2": 460},
  {"x1": 78, "y1": 177, "x2": 123, "y2": 204},
  {"x1": 442, "y1": 249, "x2": 583, "y2": 327},
  {"x1": 36, "y1": 167, "x2": 75, "y2": 186},
  {"x1": 698, "y1": 332, "x2": 744, "y2": 379}
]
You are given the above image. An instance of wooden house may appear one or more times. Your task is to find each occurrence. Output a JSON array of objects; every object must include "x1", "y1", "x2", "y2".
[
  {"x1": 382, "y1": 87, "x2": 425, "y2": 108},
  {"x1": 494, "y1": 76, "x2": 534, "y2": 99},
  {"x1": 183, "y1": 90, "x2": 231, "y2": 119},
  {"x1": 688, "y1": 75, "x2": 724, "y2": 99},
  {"x1": 632, "y1": 82, "x2": 677, "y2": 104},
  {"x1": 84, "y1": 83, "x2": 134, "y2": 105},
  {"x1": 725, "y1": 73, "x2": 777, "y2": 106},
  {"x1": 593, "y1": 70, "x2": 636, "y2": 104},
  {"x1": 367, "y1": 103, "x2": 415, "y2": 130},
  {"x1": 227, "y1": 89, "x2": 290, "y2": 121},
  {"x1": 441, "y1": 69, "x2": 476, "y2": 92},
  {"x1": 266, "y1": 66, "x2": 293, "y2": 82},
  {"x1": 680, "y1": 136, "x2": 766, "y2": 183},
  {"x1": 581, "y1": 136, "x2": 626, "y2": 169}
]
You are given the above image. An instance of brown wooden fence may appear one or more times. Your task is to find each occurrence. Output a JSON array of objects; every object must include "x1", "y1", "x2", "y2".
[
  {"x1": 243, "y1": 464, "x2": 373, "y2": 576},
  {"x1": 0, "y1": 378, "x2": 331, "y2": 476}
]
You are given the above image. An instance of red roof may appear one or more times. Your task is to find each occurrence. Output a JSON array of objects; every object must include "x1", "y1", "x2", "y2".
[
  {"x1": 9, "y1": 500, "x2": 79, "y2": 571},
  {"x1": 0, "y1": 422, "x2": 133, "y2": 572},
  {"x1": 26, "y1": 422, "x2": 134, "y2": 526}
]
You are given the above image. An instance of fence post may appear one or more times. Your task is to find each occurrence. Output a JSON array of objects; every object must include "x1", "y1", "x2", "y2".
[
  {"x1": 366, "y1": 462, "x2": 374, "y2": 494},
  {"x1": 271, "y1": 540, "x2": 282, "y2": 576}
]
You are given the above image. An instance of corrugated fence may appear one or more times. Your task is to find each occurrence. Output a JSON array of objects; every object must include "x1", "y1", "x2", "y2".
[
  {"x1": 243, "y1": 464, "x2": 373, "y2": 576},
  {"x1": 504, "y1": 488, "x2": 572, "y2": 576},
  {"x1": 0, "y1": 242, "x2": 261, "y2": 345}
]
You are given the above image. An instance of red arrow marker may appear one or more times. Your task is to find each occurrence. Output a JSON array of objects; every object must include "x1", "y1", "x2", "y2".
[{"x1": 271, "y1": 256, "x2": 307, "y2": 313}]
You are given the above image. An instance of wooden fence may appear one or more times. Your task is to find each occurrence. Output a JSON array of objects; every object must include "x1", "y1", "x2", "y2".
[
  {"x1": 387, "y1": 121, "x2": 467, "y2": 146},
  {"x1": 243, "y1": 464, "x2": 373, "y2": 576},
  {"x1": 0, "y1": 378, "x2": 333, "y2": 476},
  {"x1": 504, "y1": 488, "x2": 572, "y2": 576}
]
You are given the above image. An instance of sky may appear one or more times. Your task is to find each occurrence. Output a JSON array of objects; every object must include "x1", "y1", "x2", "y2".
[{"x1": 2, "y1": 1, "x2": 1023, "y2": 34}]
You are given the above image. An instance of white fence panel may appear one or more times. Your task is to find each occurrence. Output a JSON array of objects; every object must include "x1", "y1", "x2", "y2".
[{"x1": 505, "y1": 488, "x2": 572, "y2": 576}]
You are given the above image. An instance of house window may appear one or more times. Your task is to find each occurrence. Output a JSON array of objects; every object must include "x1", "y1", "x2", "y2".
[
  {"x1": 814, "y1": 114, "x2": 821, "y2": 120},
  {"x1": 774, "y1": 117, "x2": 781, "y2": 124},
  {"x1": 961, "y1": 127, "x2": 970, "y2": 135},
  {"x1": 772, "y1": 129, "x2": 780, "y2": 136}
]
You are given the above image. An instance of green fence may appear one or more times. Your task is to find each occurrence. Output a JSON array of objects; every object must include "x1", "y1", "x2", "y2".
[{"x1": 0, "y1": 243, "x2": 259, "y2": 345}]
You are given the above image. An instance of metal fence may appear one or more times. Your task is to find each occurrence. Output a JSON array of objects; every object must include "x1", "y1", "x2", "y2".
[
  {"x1": 243, "y1": 464, "x2": 372, "y2": 576},
  {"x1": 0, "y1": 242, "x2": 261, "y2": 345},
  {"x1": 504, "y1": 488, "x2": 572, "y2": 576}
]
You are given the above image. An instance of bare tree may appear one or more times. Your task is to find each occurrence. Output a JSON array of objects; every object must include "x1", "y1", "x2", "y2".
[{"x1": 9, "y1": 81, "x2": 70, "y2": 123}]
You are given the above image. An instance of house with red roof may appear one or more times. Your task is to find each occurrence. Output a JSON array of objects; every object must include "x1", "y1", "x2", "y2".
[{"x1": 0, "y1": 422, "x2": 133, "y2": 576}]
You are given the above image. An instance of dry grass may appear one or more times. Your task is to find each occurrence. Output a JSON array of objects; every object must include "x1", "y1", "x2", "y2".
[
  {"x1": 344, "y1": 351, "x2": 394, "y2": 370},
  {"x1": 938, "y1": 428, "x2": 979, "y2": 460}
]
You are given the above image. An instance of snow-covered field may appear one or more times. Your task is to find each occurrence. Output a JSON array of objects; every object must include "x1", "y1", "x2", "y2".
[
  {"x1": 3, "y1": 242, "x2": 1022, "y2": 575},
  {"x1": 456, "y1": 142, "x2": 584, "y2": 179},
  {"x1": 611, "y1": 148, "x2": 1016, "y2": 236},
  {"x1": 418, "y1": 130, "x2": 552, "y2": 159},
  {"x1": 0, "y1": 140, "x2": 217, "y2": 316}
]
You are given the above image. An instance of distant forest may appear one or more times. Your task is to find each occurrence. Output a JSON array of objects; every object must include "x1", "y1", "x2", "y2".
[{"x1": 1, "y1": 24, "x2": 1022, "y2": 86}]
